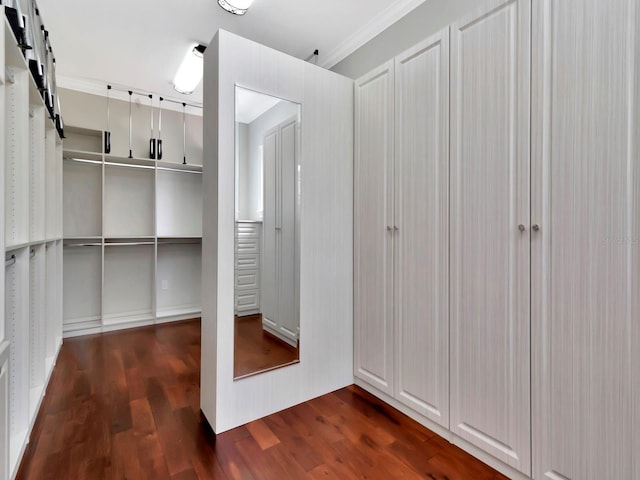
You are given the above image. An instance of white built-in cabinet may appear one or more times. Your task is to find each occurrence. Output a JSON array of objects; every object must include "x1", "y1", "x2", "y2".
[
  {"x1": 1, "y1": 8, "x2": 64, "y2": 479},
  {"x1": 62, "y1": 125, "x2": 203, "y2": 337},
  {"x1": 531, "y1": 1, "x2": 640, "y2": 479},
  {"x1": 355, "y1": 0, "x2": 640, "y2": 478},
  {"x1": 354, "y1": 29, "x2": 450, "y2": 428},
  {"x1": 354, "y1": 60, "x2": 394, "y2": 396},
  {"x1": 450, "y1": 0, "x2": 531, "y2": 473},
  {"x1": 261, "y1": 116, "x2": 298, "y2": 347},
  {"x1": 235, "y1": 221, "x2": 261, "y2": 315}
]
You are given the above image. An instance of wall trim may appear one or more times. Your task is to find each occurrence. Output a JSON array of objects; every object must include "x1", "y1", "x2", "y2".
[{"x1": 319, "y1": 0, "x2": 427, "y2": 69}]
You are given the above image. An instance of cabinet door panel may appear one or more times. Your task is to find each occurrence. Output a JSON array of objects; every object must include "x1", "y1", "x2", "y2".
[
  {"x1": 354, "y1": 61, "x2": 395, "y2": 394},
  {"x1": 261, "y1": 129, "x2": 278, "y2": 325},
  {"x1": 450, "y1": 0, "x2": 531, "y2": 474},
  {"x1": 532, "y1": 1, "x2": 640, "y2": 479},
  {"x1": 394, "y1": 30, "x2": 449, "y2": 427},
  {"x1": 278, "y1": 119, "x2": 297, "y2": 340}
]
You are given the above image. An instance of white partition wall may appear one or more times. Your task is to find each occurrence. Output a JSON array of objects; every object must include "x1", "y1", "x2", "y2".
[{"x1": 202, "y1": 30, "x2": 354, "y2": 433}]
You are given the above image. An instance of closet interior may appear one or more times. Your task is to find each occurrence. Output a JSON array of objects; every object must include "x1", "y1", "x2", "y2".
[{"x1": 62, "y1": 111, "x2": 203, "y2": 337}]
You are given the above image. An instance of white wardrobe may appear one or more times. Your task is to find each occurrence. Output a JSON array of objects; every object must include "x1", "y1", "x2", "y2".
[
  {"x1": 261, "y1": 116, "x2": 298, "y2": 346},
  {"x1": 354, "y1": 0, "x2": 640, "y2": 478}
]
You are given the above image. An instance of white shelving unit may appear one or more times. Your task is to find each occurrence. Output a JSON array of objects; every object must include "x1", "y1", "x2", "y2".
[
  {"x1": 1, "y1": 8, "x2": 64, "y2": 479},
  {"x1": 62, "y1": 125, "x2": 203, "y2": 337}
]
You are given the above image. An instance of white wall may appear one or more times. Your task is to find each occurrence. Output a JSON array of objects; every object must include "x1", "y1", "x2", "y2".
[
  {"x1": 235, "y1": 122, "x2": 251, "y2": 219},
  {"x1": 202, "y1": 30, "x2": 354, "y2": 433},
  {"x1": 331, "y1": 0, "x2": 478, "y2": 79}
]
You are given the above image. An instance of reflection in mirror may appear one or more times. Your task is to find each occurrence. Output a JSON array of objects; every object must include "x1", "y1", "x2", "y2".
[{"x1": 233, "y1": 86, "x2": 301, "y2": 379}]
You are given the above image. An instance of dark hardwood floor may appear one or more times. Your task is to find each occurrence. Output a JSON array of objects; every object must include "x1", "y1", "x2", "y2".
[
  {"x1": 234, "y1": 314, "x2": 299, "y2": 378},
  {"x1": 16, "y1": 319, "x2": 508, "y2": 480}
]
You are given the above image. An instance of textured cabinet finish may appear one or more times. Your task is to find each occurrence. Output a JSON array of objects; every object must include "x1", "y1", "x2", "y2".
[
  {"x1": 0, "y1": 342, "x2": 9, "y2": 480},
  {"x1": 450, "y1": 0, "x2": 531, "y2": 474},
  {"x1": 531, "y1": 1, "x2": 640, "y2": 479},
  {"x1": 393, "y1": 31, "x2": 449, "y2": 428},
  {"x1": 354, "y1": 60, "x2": 395, "y2": 395},
  {"x1": 355, "y1": 29, "x2": 450, "y2": 425},
  {"x1": 234, "y1": 222, "x2": 261, "y2": 316},
  {"x1": 261, "y1": 117, "x2": 298, "y2": 345}
]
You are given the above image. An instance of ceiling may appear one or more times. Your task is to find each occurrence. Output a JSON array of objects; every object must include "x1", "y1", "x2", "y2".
[
  {"x1": 235, "y1": 87, "x2": 282, "y2": 124},
  {"x1": 36, "y1": 0, "x2": 425, "y2": 105}
]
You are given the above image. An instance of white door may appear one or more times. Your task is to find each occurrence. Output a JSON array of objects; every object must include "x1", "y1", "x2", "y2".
[
  {"x1": 532, "y1": 1, "x2": 640, "y2": 478},
  {"x1": 450, "y1": 0, "x2": 531, "y2": 474},
  {"x1": 354, "y1": 61, "x2": 395, "y2": 395},
  {"x1": 277, "y1": 118, "x2": 297, "y2": 343},
  {"x1": 262, "y1": 128, "x2": 278, "y2": 329},
  {"x1": 394, "y1": 30, "x2": 449, "y2": 428}
]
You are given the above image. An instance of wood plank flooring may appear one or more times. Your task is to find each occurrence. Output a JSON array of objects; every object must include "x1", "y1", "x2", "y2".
[
  {"x1": 16, "y1": 319, "x2": 508, "y2": 480},
  {"x1": 234, "y1": 314, "x2": 299, "y2": 378}
]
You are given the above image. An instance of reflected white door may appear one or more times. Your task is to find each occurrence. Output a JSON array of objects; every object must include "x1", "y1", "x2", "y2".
[
  {"x1": 278, "y1": 118, "x2": 297, "y2": 341},
  {"x1": 261, "y1": 117, "x2": 298, "y2": 346},
  {"x1": 450, "y1": 0, "x2": 531, "y2": 474},
  {"x1": 262, "y1": 129, "x2": 278, "y2": 328}
]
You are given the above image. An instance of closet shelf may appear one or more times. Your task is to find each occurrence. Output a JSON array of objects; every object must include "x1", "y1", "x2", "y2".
[
  {"x1": 4, "y1": 17, "x2": 60, "y2": 139},
  {"x1": 105, "y1": 155, "x2": 156, "y2": 168},
  {"x1": 64, "y1": 236, "x2": 102, "y2": 241},
  {"x1": 104, "y1": 237, "x2": 155, "y2": 244},
  {"x1": 158, "y1": 236, "x2": 202, "y2": 243},
  {"x1": 156, "y1": 161, "x2": 203, "y2": 173},
  {"x1": 63, "y1": 151, "x2": 102, "y2": 163},
  {"x1": 6, "y1": 241, "x2": 31, "y2": 252},
  {"x1": 4, "y1": 17, "x2": 27, "y2": 70}
]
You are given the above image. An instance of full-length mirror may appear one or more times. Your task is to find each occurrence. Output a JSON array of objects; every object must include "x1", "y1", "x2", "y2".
[{"x1": 233, "y1": 86, "x2": 300, "y2": 379}]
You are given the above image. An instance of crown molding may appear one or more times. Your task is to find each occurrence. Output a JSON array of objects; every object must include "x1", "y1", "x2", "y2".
[
  {"x1": 57, "y1": 75, "x2": 203, "y2": 115},
  {"x1": 318, "y1": 0, "x2": 427, "y2": 69}
]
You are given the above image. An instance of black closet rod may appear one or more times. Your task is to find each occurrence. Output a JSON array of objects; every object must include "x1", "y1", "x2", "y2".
[
  {"x1": 107, "y1": 85, "x2": 152, "y2": 99},
  {"x1": 161, "y1": 97, "x2": 203, "y2": 109},
  {"x1": 107, "y1": 85, "x2": 202, "y2": 109},
  {"x1": 5, "y1": 255, "x2": 16, "y2": 268}
]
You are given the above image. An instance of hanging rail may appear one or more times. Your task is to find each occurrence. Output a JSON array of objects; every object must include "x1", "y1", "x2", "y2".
[
  {"x1": 107, "y1": 85, "x2": 202, "y2": 110},
  {"x1": 5, "y1": 255, "x2": 16, "y2": 268}
]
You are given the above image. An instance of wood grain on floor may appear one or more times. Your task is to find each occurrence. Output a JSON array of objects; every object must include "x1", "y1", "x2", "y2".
[
  {"x1": 16, "y1": 319, "x2": 508, "y2": 480},
  {"x1": 234, "y1": 314, "x2": 299, "y2": 378}
]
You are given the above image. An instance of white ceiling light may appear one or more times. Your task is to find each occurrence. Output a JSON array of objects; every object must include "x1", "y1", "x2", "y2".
[
  {"x1": 218, "y1": 0, "x2": 254, "y2": 15},
  {"x1": 173, "y1": 44, "x2": 206, "y2": 95}
]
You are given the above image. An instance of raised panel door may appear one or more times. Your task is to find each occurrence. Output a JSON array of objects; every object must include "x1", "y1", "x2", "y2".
[
  {"x1": 394, "y1": 30, "x2": 450, "y2": 428},
  {"x1": 450, "y1": 0, "x2": 531, "y2": 473},
  {"x1": 532, "y1": 1, "x2": 640, "y2": 478},
  {"x1": 354, "y1": 61, "x2": 395, "y2": 394},
  {"x1": 261, "y1": 129, "x2": 278, "y2": 327},
  {"x1": 278, "y1": 119, "x2": 297, "y2": 341}
]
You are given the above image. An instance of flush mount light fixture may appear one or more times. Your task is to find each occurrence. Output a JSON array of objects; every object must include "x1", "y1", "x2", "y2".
[
  {"x1": 218, "y1": 0, "x2": 254, "y2": 15},
  {"x1": 173, "y1": 44, "x2": 206, "y2": 95}
]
